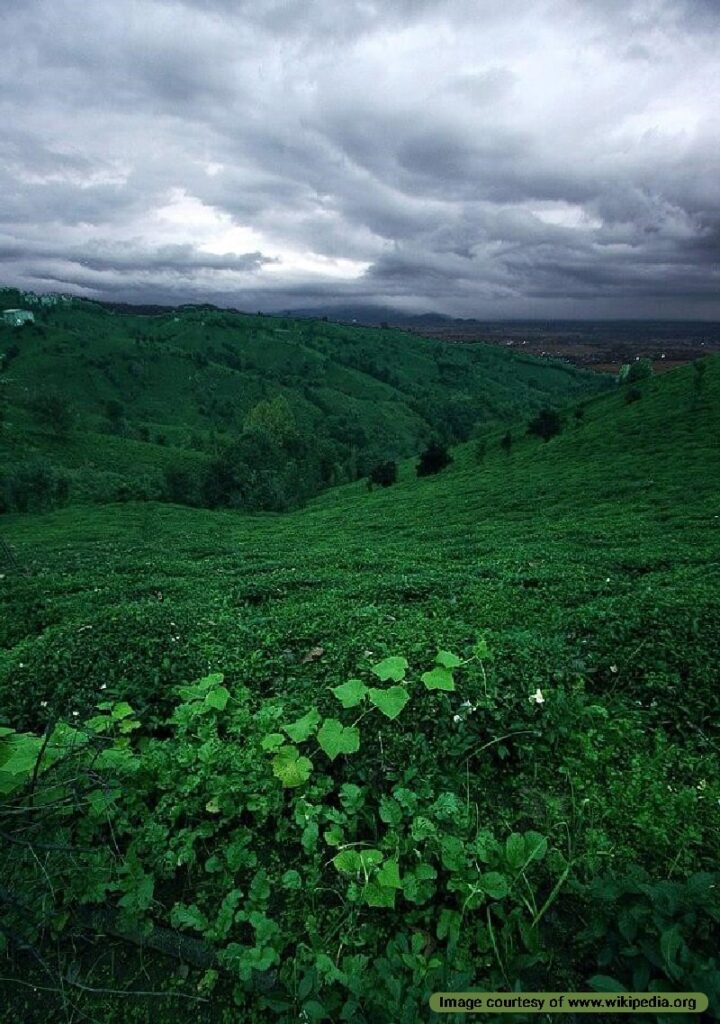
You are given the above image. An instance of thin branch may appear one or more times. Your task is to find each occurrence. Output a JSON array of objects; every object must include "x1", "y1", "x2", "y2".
[
  {"x1": 62, "y1": 976, "x2": 209, "y2": 1003},
  {"x1": 0, "y1": 974, "x2": 209, "y2": 1004},
  {"x1": 465, "y1": 729, "x2": 539, "y2": 760}
]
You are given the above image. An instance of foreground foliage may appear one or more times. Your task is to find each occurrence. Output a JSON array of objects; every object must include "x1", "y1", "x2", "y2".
[{"x1": 3, "y1": 644, "x2": 718, "y2": 1022}]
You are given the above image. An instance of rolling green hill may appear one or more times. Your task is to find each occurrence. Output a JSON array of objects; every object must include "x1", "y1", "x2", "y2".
[
  {"x1": 1, "y1": 348, "x2": 718, "y2": 1020},
  {"x1": 0, "y1": 288, "x2": 608, "y2": 513}
]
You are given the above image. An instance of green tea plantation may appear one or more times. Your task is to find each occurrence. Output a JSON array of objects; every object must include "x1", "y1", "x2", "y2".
[{"x1": 1, "y1": 307, "x2": 719, "y2": 1021}]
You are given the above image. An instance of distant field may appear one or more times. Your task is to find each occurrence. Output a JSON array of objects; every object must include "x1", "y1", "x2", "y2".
[{"x1": 396, "y1": 319, "x2": 720, "y2": 373}]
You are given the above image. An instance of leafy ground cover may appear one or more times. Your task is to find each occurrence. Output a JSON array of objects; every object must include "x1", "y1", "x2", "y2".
[{"x1": 0, "y1": 356, "x2": 719, "y2": 1021}]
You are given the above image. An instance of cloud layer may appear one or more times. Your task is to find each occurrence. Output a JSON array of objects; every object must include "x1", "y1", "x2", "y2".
[{"x1": 1, "y1": 0, "x2": 719, "y2": 316}]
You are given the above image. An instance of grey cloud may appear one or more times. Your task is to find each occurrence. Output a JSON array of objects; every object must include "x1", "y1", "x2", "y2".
[
  {"x1": 75, "y1": 243, "x2": 275, "y2": 274},
  {"x1": 0, "y1": 0, "x2": 718, "y2": 317}
]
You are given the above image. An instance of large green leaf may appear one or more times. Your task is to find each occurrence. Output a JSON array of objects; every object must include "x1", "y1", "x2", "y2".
[
  {"x1": 170, "y1": 903, "x2": 209, "y2": 932},
  {"x1": 588, "y1": 976, "x2": 627, "y2": 993},
  {"x1": 271, "y1": 745, "x2": 313, "y2": 787},
  {"x1": 204, "y1": 686, "x2": 230, "y2": 711},
  {"x1": 421, "y1": 666, "x2": 455, "y2": 691},
  {"x1": 260, "y1": 732, "x2": 285, "y2": 752},
  {"x1": 660, "y1": 925, "x2": 684, "y2": 973},
  {"x1": 364, "y1": 882, "x2": 396, "y2": 908},
  {"x1": 440, "y1": 836, "x2": 465, "y2": 871},
  {"x1": 283, "y1": 707, "x2": 321, "y2": 743},
  {"x1": 435, "y1": 649, "x2": 462, "y2": 668},
  {"x1": 333, "y1": 849, "x2": 360, "y2": 873},
  {"x1": 368, "y1": 686, "x2": 410, "y2": 720},
  {"x1": 379, "y1": 795, "x2": 403, "y2": 825},
  {"x1": 111, "y1": 701, "x2": 135, "y2": 720},
  {"x1": 371, "y1": 656, "x2": 408, "y2": 682},
  {"x1": 376, "y1": 859, "x2": 402, "y2": 889},
  {"x1": 317, "y1": 719, "x2": 360, "y2": 761},
  {"x1": 523, "y1": 831, "x2": 548, "y2": 861},
  {"x1": 333, "y1": 848, "x2": 382, "y2": 875},
  {"x1": 332, "y1": 679, "x2": 368, "y2": 708},
  {"x1": 505, "y1": 833, "x2": 526, "y2": 870},
  {"x1": 478, "y1": 871, "x2": 509, "y2": 899}
]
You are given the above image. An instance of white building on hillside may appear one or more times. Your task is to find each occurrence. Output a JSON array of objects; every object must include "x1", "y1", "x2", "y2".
[{"x1": 2, "y1": 309, "x2": 35, "y2": 326}]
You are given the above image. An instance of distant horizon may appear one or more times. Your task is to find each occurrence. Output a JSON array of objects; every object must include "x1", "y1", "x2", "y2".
[{"x1": 6, "y1": 285, "x2": 720, "y2": 326}]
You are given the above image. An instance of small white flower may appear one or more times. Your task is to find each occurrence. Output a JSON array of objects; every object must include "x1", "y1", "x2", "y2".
[
  {"x1": 72, "y1": 710, "x2": 79, "y2": 717},
  {"x1": 528, "y1": 688, "x2": 545, "y2": 704},
  {"x1": 100, "y1": 684, "x2": 107, "y2": 690},
  {"x1": 40, "y1": 700, "x2": 48, "y2": 708},
  {"x1": 452, "y1": 714, "x2": 462, "y2": 724},
  {"x1": 610, "y1": 664, "x2": 619, "y2": 674},
  {"x1": 605, "y1": 577, "x2": 611, "y2": 583}
]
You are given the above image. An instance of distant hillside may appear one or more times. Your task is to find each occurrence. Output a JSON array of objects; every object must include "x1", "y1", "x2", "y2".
[
  {"x1": 284, "y1": 303, "x2": 455, "y2": 326},
  {"x1": 0, "y1": 288, "x2": 609, "y2": 513},
  {"x1": 287, "y1": 303, "x2": 720, "y2": 373}
]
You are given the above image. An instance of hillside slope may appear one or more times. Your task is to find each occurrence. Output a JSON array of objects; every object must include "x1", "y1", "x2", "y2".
[
  {"x1": 0, "y1": 288, "x2": 608, "y2": 511},
  {"x1": 1, "y1": 357, "x2": 718, "y2": 1020},
  {"x1": 3, "y1": 356, "x2": 717, "y2": 717}
]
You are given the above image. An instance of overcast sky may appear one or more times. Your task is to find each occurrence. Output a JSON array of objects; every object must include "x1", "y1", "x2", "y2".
[{"x1": 1, "y1": 0, "x2": 719, "y2": 317}]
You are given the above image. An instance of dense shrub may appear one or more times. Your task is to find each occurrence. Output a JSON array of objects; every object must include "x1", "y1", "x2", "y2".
[
  {"x1": 368, "y1": 460, "x2": 398, "y2": 488},
  {"x1": 0, "y1": 459, "x2": 70, "y2": 513},
  {"x1": 416, "y1": 441, "x2": 453, "y2": 477},
  {"x1": 163, "y1": 464, "x2": 201, "y2": 505},
  {"x1": 618, "y1": 358, "x2": 653, "y2": 385},
  {"x1": 527, "y1": 407, "x2": 563, "y2": 441}
]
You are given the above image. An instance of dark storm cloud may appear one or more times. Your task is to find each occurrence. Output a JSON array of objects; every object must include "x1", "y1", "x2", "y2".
[{"x1": 1, "y1": 0, "x2": 718, "y2": 317}]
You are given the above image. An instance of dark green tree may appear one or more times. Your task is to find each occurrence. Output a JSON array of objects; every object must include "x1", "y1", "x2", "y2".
[
  {"x1": 368, "y1": 460, "x2": 398, "y2": 489},
  {"x1": 416, "y1": 441, "x2": 453, "y2": 477},
  {"x1": 625, "y1": 358, "x2": 653, "y2": 384},
  {"x1": 527, "y1": 408, "x2": 562, "y2": 442}
]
